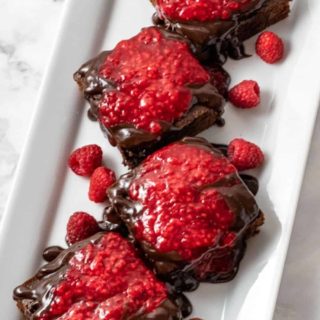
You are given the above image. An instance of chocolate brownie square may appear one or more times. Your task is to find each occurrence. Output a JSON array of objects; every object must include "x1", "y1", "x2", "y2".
[
  {"x1": 13, "y1": 232, "x2": 186, "y2": 319},
  {"x1": 74, "y1": 27, "x2": 226, "y2": 168},
  {"x1": 107, "y1": 137, "x2": 264, "y2": 291},
  {"x1": 151, "y1": 0, "x2": 291, "y2": 63}
]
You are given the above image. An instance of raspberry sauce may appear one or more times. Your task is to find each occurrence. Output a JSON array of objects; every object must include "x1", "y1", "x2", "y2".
[
  {"x1": 98, "y1": 27, "x2": 210, "y2": 134},
  {"x1": 155, "y1": 0, "x2": 257, "y2": 22}
]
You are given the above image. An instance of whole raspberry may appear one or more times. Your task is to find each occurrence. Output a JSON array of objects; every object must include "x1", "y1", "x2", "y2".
[
  {"x1": 68, "y1": 144, "x2": 102, "y2": 176},
  {"x1": 89, "y1": 166, "x2": 116, "y2": 203},
  {"x1": 256, "y1": 31, "x2": 284, "y2": 64},
  {"x1": 66, "y1": 212, "x2": 99, "y2": 245},
  {"x1": 228, "y1": 80, "x2": 260, "y2": 109},
  {"x1": 228, "y1": 138, "x2": 264, "y2": 171}
]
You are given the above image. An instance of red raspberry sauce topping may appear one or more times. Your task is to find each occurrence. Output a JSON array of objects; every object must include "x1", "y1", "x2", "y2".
[
  {"x1": 98, "y1": 27, "x2": 210, "y2": 134},
  {"x1": 156, "y1": 0, "x2": 257, "y2": 22},
  {"x1": 129, "y1": 142, "x2": 239, "y2": 260},
  {"x1": 39, "y1": 233, "x2": 167, "y2": 319}
]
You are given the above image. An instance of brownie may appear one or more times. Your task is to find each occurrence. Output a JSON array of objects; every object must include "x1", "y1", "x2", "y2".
[
  {"x1": 151, "y1": 0, "x2": 291, "y2": 63},
  {"x1": 13, "y1": 232, "x2": 188, "y2": 319},
  {"x1": 106, "y1": 137, "x2": 264, "y2": 291},
  {"x1": 74, "y1": 27, "x2": 226, "y2": 168}
]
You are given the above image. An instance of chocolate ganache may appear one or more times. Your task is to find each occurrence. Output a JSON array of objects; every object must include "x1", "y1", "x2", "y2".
[{"x1": 13, "y1": 232, "x2": 192, "y2": 320}]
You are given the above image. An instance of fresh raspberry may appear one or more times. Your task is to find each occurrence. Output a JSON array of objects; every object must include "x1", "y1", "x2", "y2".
[
  {"x1": 89, "y1": 166, "x2": 116, "y2": 203},
  {"x1": 228, "y1": 80, "x2": 260, "y2": 109},
  {"x1": 256, "y1": 31, "x2": 284, "y2": 64},
  {"x1": 227, "y1": 138, "x2": 264, "y2": 171},
  {"x1": 68, "y1": 144, "x2": 102, "y2": 176},
  {"x1": 66, "y1": 212, "x2": 99, "y2": 245}
]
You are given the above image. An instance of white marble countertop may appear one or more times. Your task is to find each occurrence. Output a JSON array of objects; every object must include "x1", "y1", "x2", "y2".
[{"x1": 0, "y1": 0, "x2": 319, "y2": 319}]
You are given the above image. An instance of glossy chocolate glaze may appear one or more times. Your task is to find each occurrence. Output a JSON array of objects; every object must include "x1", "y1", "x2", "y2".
[
  {"x1": 13, "y1": 232, "x2": 191, "y2": 320},
  {"x1": 240, "y1": 174, "x2": 259, "y2": 196},
  {"x1": 42, "y1": 246, "x2": 64, "y2": 262},
  {"x1": 151, "y1": 0, "x2": 271, "y2": 63},
  {"x1": 106, "y1": 137, "x2": 263, "y2": 291},
  {"x1": 73, "y1": 28, "x2": 226, "y2": 154}
]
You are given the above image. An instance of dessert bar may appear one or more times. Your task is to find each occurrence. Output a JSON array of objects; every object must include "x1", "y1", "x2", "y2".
[
  {"x1": 74, "y1": 27, "x2": 226, "y2": 167},
  {"x1": 107, "y1": 137, "x2": 264, "y2": 291},
  {"x1": 13, "y1": 232, "x2": 188, "y2": 319},
  {"x1": 151, "y1": 0, "x2": 291, "y2": 63}
]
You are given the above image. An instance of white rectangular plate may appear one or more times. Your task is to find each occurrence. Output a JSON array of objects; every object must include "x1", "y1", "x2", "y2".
[{"x1": 0, "y1": 0, "x2": 320, "y2": 319}]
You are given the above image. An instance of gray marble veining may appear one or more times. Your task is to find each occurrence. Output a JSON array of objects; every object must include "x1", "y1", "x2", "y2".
[{"x1": 0, "y1": 0, "x2": 63, "y2": 218}]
